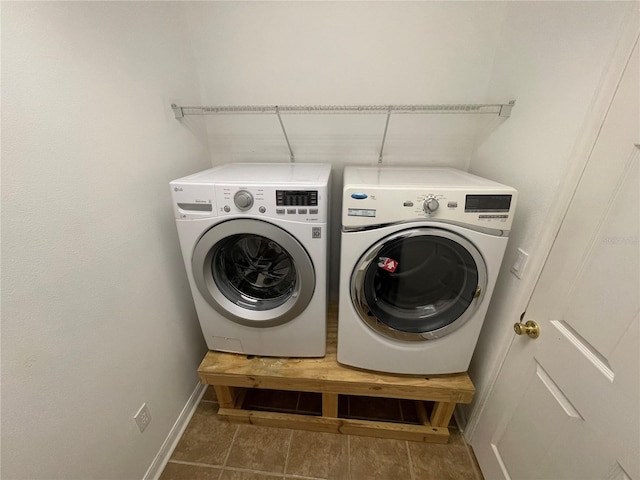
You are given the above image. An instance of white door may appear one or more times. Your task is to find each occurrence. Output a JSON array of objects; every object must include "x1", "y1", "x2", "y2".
[{"x1": 472, "y1": 40, "x2": 639, "y2": 480}]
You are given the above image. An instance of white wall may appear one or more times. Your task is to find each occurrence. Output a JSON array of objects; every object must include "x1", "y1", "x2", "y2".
[
  {"x1": 1, "y1": 3, "x2": 210, "y2": 479},
  {"x1": 185, "y1": 1, "x2": 508, "y2": 166},
  {"x1": 463, "y1": 1, "x2": 634, "y2": 436},
  {"x1": 183, "y1": 1, "x2": 509, "y2": 297}
]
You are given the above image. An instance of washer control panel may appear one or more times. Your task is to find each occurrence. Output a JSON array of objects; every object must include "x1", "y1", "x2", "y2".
[{"x1": 215, "y1": 185, "x2": 326, "y2": 223}]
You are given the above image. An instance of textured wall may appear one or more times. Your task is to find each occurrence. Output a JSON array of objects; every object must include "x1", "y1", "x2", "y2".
[{"x1": 1, "y1": 3, "x2": 211, "y2": 478}]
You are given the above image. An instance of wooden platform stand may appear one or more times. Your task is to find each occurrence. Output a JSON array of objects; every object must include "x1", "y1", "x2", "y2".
[{"x1": 198, "y1": 318, "x2": 475, "y2": 444}]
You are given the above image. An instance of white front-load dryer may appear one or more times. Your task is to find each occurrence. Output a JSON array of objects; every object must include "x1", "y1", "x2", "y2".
[
  {"x1": 171, "y1": 163, "x2": 331, "y2": 357},
  {"x1": 338, "y1": 166, "x2": 517, "y2": 374}
]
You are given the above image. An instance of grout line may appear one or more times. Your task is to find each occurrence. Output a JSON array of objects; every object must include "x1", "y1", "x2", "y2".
[
  {"x1": 283, "y1": 430, "x2": 295, "y2": 476},
  {"x1": 405, "y1": 441, "x2": 416, "y2": 480},
  {"x1": 284, "y1": 474, "x2": 328, "y2": 480},
  {"x1": 167, "y1": 460, "x2": 222, "y2": 470},
  {"x1": 463, "y1": 439, "x2": 486, "y2": 480},
  {"x1": 218, "y1": 465, "x2": 325, "y2": 480},
  {"x1": 347, "y1": 435, "x2": 351, "y2": 479},
  {"x1": 217, "y1": 424, "x2": 240, "y2": 480}
]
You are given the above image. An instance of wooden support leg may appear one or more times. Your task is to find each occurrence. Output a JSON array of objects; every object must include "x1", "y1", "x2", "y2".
[
  {"x1": 415, "y1": 401, "x2": 429, "y2": 425},
  {"x1": 430, "y1": 401, "x2": 456, "y2": 428},
  {"x1": 322, "y1": 393, "x2": 339, "y2": 417},
  {"x1": 214, "y1": 386, "x2": 238, "y2": 408}
]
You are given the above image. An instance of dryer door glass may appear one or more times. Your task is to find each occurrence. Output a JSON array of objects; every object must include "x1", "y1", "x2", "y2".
[
  {"x1": 212, "y1": 234, "x2": 296, "y2": 310},
  {"x1": 352, "y1": 228, "x2": 487, "y2": 341},
  {"x1": 191, "y1": 219, "x2": 316, "y2": 328}
]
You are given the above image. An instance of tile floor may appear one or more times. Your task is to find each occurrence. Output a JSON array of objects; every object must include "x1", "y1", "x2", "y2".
[{"x1": 159, "y1": 387, "x2": 484, "y2": 480}]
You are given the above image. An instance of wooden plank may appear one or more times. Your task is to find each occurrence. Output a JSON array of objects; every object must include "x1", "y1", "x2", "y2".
[
  {"x1": 198, "y1": 311, "x2": 475, "y2": 404},
  {"x1": 338, "y1": 419, "x2": 448, "y2": 444},
  {"x1": 218, "y1": 407, "x2": 338, "y2": 433},
  {"x1": 199, "y1": 307, "x2": 473, "y2": 444},
  {"x1": 213, "y1": 386, "x2": 245, "y2": 408},
  {"x1": 322, "y1": 393, "x2": 339, "y2": 417},
  {"x1": 415, "y1": 401, "x2": 430, "y2": 426},
  {"x1": 199, "y1": 373, "x2": 471, "y2": 402},
  {"x1": 213, "y1": 386, "x2": 235, "y2": 408},
  {"x1": 430, "y1": 401, "x2": 457, "y2": 428},
  {"x1": 218, "y1": 408, "x2": 450, "y2": 444}
]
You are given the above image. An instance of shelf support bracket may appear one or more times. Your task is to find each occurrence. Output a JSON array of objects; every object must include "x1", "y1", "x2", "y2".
[
  {"x1": 499, "y1": 100, "x2": 516, "y2": 118},
  {"x1": 276, "y1": 106, "x2": 295, "y2": 163},
  {"x1": 378, "y1": 106, "x2": 392, "y2": 164},
  {"x1": 171, "y1": 104, "x2": 184, "y2": 119}
]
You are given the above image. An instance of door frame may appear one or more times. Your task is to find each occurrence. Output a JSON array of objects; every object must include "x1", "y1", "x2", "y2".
[{"x1": 464, "y1": 11, "x2": 640, "y2": 439}]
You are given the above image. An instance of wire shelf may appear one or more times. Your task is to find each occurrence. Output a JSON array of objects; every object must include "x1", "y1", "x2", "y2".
[
  {"x1": 172, "y1": 102, "x2": 514, "y2": 117},
  {"x1": 170, "y1": 101, "x2": 515, "y2": 163}
]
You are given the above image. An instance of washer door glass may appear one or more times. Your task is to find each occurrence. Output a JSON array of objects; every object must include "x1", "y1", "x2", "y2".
[
  {"x1": 351, "y1": 228, "x2": 487, "y2": 341},
  {"x1": 212, "y1": 234, "x2": 296, "y2": 310},
  {"x1": 192, "y1": 219, "x2": 315, "y2": 327}
]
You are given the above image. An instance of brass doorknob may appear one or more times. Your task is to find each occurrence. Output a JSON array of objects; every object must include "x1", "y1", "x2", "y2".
[{"x1": 513, "y1": 320, "x2": 540, "y2": 339}]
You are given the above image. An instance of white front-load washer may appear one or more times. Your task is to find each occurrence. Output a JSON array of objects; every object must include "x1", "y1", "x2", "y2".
[
  {"x1": 338, "y1": 166, "x2": 517, "y2": 374},
  {"x1": 171, "y1": 163, "x2": 331, "y2": 357}
]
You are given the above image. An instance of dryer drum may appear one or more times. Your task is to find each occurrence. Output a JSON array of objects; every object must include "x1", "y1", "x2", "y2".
[{"x1": 351, "y1": 228, "x2": 488, "y2": 341}]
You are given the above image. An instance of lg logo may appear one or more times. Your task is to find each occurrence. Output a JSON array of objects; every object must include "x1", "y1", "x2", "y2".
[{"x1": 174, "y1": 187, "x2": 183, "y2": 192}]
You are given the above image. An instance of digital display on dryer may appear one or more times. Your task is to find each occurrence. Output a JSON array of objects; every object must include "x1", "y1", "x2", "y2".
[
  {"x1": 348, "y1": 208, "x2": 376, "y2": 217},
  {"x1": 465, "y1": 195, "x2": 512, "y2": 213},
  {"x1": 276, "y1": 190, "x2": 318, "y2": 206}
]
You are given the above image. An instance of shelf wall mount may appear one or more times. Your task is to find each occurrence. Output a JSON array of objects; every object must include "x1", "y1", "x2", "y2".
[{"x1": 171, "y1": 101, "x2": 516, "y2": 163}]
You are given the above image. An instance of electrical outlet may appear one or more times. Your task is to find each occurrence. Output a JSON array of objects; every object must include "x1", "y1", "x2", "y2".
[
  {"x1": 134, "y1": 403, "x2": 152, "y2": 433},
  {"x1": 510, "y1": 248, "x2": 529, "y2": 279}
]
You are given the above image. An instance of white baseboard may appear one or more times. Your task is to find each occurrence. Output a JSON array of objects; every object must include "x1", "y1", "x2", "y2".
[
  {"x1": 454, "y1": 404, "x2": 468, "y2": 434},
  {"x1": 143, "y1": 382, "x2": 207, "y2": 480}
]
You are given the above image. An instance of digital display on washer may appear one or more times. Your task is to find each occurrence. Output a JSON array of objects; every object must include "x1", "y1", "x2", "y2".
[
  {"x1": 276, "y1": 190, "x2": 318, "y2": 206},
  {"x1": 465, "y1": 194, "x2": 512, "y2": 213}
]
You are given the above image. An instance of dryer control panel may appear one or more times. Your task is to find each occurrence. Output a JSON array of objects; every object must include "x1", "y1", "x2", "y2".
[
  {"x1": 343, "y1": 187, "x2": 517, "y2": 231},
  {"x1": 341, "y1": 166, "x2": 517, "y2": 231}
]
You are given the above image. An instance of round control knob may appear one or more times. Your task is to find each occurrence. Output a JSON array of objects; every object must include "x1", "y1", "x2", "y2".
[
  {"x1": 259, "y1": 206, "x2": 266, "y2": 213},
  {"x1": 234, "y1": 190, "x2": 254, "y2": 210},
  {"x1": 423, "y1": 196, "x2": 439, "y2": 213},
  {"x1": 223, "y1": 205, "x2": 231, "y2": 213}
]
